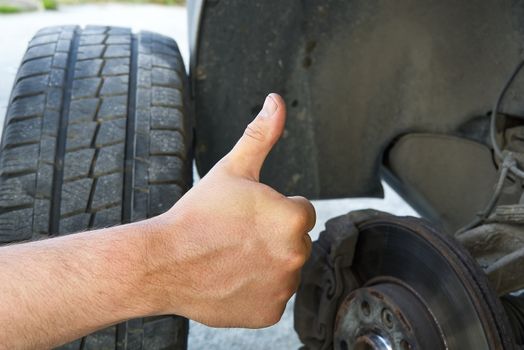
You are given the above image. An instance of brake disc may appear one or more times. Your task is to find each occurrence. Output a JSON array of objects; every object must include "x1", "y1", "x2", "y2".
[{"x1": 294, "y1": 210, "x2": 515, "y2": 349}]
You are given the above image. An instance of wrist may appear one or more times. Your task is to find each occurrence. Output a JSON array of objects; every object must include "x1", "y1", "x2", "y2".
[
  {"x1": 134, "y1": 212, "x2": 187, "y2": 317},
  {"x1": 92, "y1": 221, "x2": 167, "y2": 320}
]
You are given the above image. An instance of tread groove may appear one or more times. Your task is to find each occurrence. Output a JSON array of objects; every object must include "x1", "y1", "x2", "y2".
[
  {"x1": 148, "y1": 151, "x2": 186, "y2": 159},
  {"x1": 147, "y1": 179, "x2": 186, "y2": 187},
  {"x1": 116, "y1": 32, "x2": 138, "y2": 350},
  {"x1": 87, "y1": 146, "x2": 100, "y2": 220},
  {"x1": 15, "y1": 72, "x2": 55, "y2": 85},
  {"x1": 2, "y1": 140, "x2": 41, "y2": 151},
  {"x1": 122, "y1": 34, "x2": 138, "y2": 225},
  {"x1": 85, "y1": 120, "x2": 101, "y2": 226},
  {"x1": 22, "y1": 54, "x2": 55, "y2": 65},
  {"x1": 0, "y1": 204, "x2": 34, "y2": 215},
  {"x1": 10, "y1": 92, "x2": 45, "y2": 104},
  {"x1": 86, "y1": 178, "x2": 97, "y2": 226},
  {"x1": 0, "y1": 170, "x2": 38, "y2": 179},
  {"x1": 49, "y1": 29, "x2": 80, "y2": 235},
  {"x1": 5, "y1": 114, "x2": 43, "y2": 124}
]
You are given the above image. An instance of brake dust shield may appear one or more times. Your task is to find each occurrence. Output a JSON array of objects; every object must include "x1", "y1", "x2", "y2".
[{"x1": 294, "y1": 210, "x2": 514, "y2": 349}]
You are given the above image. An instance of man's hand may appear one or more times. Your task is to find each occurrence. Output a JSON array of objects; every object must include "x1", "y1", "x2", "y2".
[
  {"x1": 0, "y1": 93, "x2": 315, "y2": 349},
  {"x1": 149, "y1": 93, "x2": 315, "y2": 327}
]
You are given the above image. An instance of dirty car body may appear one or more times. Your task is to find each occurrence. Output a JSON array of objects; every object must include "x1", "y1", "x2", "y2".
[{"x1": 189, "y1": 0, "x2": 524, "y2": 232}]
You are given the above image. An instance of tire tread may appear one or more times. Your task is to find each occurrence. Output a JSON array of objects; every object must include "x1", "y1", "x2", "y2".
[{"x1": 0, "y1": 25, "x2": 191, "y2": 349}]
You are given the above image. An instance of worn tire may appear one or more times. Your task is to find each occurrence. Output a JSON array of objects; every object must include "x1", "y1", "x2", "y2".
[{"x1": 0, "y1": 25, "x2": 192, "y2": 349}]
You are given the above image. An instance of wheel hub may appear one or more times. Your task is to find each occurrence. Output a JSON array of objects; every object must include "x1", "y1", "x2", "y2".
[{"x1": 335, "y1": 281, "x2": 442, "y2": 350}]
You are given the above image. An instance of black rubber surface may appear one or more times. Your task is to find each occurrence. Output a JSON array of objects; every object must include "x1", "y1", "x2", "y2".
[{"x1": 0, "y1": 25, "x2": 192, "y2": 350}]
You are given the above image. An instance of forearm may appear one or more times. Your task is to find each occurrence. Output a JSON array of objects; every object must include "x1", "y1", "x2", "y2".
[{"x1": 0, "y1": 219, "x2": 163, "y2": 349}]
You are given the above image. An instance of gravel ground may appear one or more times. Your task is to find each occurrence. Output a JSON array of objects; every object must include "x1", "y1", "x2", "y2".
[{"x1": 0, "y1": 5, "x2": 417, "y2": 349}]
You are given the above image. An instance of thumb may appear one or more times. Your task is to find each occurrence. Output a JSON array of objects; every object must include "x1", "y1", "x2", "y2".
[{"x1": 227, "y1": 93, "x2": 286, "y2": 181}]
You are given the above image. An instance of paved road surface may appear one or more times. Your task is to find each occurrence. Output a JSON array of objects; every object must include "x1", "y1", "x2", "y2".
[{"x1": 0, "y1": 5, "x2": 418, "y2": 349}]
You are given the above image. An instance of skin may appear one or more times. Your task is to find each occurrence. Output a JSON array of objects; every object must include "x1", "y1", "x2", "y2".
[{"x1": 0, "y1": 93, "x2": 316, "y2": 349}]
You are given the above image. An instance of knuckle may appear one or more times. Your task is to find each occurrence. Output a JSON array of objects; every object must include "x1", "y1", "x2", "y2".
[
  {"x1": 273, "y1": 276, "x2": 298, "y2": 301},
  {"x1": 304, "y1": 236, "x2": 313, "y2": 257},
  {"x1": 244, "y1": 120, "x2": 266, "y2": 143},
  {"x1": 261, "y1": 308, "x2": 285, "y2": 327},
  {"x1": 284, "y1": 251, "x2": 307, "y2": 270},
  {"x1": 289, "y1": 209, "x2": 309, "y2": 231},
  {"x1": 281, "y1": 283, "x2": 298, "y2": 299}
]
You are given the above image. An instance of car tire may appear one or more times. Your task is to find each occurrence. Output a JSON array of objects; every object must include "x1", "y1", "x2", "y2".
[{"x1": 0, "y1": 25, "x2": 192, "y2": 349}]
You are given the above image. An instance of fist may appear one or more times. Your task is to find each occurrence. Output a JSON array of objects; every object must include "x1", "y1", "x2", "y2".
[{"x1": 150, "y1": 94, "x2": 316, "y2": 328}]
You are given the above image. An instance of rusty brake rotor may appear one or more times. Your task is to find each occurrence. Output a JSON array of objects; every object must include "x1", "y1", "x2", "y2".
[{"x1": 294, "y1": 210, "x2": 514, "y2": 349}]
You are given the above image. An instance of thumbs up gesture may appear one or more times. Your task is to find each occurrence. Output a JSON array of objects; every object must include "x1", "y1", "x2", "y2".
[{"x1": 150, "y1": 94, "x2": 316, "y2": 328}]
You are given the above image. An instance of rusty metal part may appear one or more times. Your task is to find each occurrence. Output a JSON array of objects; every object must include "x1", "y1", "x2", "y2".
[
  {"x1": 334, "y1": 282, "x2": 443, "y2": 350},
  {"x1": 457, "y1": 205, "x2": 524, "y2": 295},
  {"x1": 454, "y1": 118, "x2": 524, "y2": 294},
  {"x1": 487, "y1": 250, "x2": 524, "y2": 296},
  {"x1": 295, "y1": 210, "x2": 515, "y2": 349}
]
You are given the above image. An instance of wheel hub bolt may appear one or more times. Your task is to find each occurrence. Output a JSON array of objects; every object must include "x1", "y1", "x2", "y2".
[
  {"x1": 381, "y1": 308, "x2": 394, "y2": 328},
  {"x1": 361, "y1": 300, "x2": 371, "y2": 316}
]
